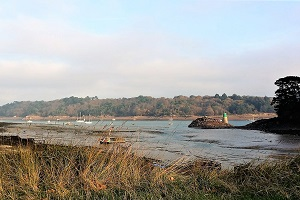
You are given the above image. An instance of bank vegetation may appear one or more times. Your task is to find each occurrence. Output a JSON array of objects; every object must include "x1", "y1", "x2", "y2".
[
  {"x1": 0, "y1": 143, "x2": 299, "y2": 199},
  {"x1": 0, "y1": 94, "x2": 274, "y2": 118}
]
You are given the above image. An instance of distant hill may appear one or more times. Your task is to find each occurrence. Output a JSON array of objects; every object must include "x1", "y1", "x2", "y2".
[{"x1": 0, "y1": 94, "x2": 275, "y2": 118}]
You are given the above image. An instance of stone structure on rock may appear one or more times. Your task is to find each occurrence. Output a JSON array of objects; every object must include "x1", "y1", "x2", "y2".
[{"x1": 188, "y1": 116, "x2": 232, "y2": 129}]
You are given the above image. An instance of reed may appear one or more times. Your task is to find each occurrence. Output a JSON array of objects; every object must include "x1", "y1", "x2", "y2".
[
  {"x1": 0, "y1": 143, "x2": 299, "y2": 199},
  {"x1": 223, "y1": 157, "x2": 300, "y2": 199}
]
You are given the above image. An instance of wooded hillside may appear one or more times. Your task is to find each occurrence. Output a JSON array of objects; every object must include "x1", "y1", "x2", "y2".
[{"x1": 0, "y1": 94, "x2": 275, "y2": 117}]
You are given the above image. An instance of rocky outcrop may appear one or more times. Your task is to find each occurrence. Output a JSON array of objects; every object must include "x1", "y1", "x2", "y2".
[
  {"x1": 241, "y1": 117, "x2": 300, "y2": 135},
  {"x1": 189, "y1": 116, "x2": 300, "y2": 134},
  {"x1": 188, "y1": 117, "x2": 232, "y2": 129}
]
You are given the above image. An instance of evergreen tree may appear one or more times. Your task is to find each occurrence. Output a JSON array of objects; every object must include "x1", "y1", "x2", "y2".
[{"x1": 271, "y1": 76, "x2": 300, "y2": 122}]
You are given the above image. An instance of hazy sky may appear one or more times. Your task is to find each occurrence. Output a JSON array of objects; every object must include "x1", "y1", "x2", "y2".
[{"x1": 0, "y1": 1, "x2": 299, "y2": 105}]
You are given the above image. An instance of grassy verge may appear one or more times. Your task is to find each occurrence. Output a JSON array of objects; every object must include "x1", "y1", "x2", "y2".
[{"x1": 0, "y1": 144, "x2": 299, "y2": 199}]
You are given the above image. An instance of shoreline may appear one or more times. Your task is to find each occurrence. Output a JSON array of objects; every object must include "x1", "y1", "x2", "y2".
[
  {"x1": 1, "y1": 118, "x2": 299, "y2": 170},
  {"x1": 240, "y1": 117, "x2": 300, "y2": 135},
  {"x1": 0, "y1": 113, "x2": 277, "y2": 122}
]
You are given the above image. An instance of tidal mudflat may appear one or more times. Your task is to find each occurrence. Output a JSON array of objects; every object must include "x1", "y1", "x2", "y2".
[{"x1": 1, "y1": 120, "x2": 300, "y2": 168}]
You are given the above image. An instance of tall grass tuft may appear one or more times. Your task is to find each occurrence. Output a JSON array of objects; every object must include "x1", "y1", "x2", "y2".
[
  {"x1": 224, "y1": 156, "x2": 300, "y2": 199},
  {"x1": 0, "y1": 144, "x2": 194, "y2": 199},
  {"x1": 0, "y1": 143, "x2": 299, "y2": 199}
]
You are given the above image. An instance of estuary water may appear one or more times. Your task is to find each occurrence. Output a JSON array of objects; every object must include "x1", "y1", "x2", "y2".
[
  {"x1": 110, "y1": 120, "x2": 300, "y2": 168},
  {"x1": 1, "y1": 119, "x2": 300, "y2": 168}
]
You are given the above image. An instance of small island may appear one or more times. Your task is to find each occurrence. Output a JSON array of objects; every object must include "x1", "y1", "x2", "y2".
[{"x1": 188, "y1": 113, "x2": 232, "y2": 129}]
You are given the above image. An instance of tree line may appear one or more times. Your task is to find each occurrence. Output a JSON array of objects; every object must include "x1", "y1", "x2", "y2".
[{"x1": 0, "y1": 94, "x2": 275, "y2": 118}]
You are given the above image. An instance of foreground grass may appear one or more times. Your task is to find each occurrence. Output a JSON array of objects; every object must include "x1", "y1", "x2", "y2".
[{"x1": 0, "y1": 144, "x2": 299, "y2": 199}]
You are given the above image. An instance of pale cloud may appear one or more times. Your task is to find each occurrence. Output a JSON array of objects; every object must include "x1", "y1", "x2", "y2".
[
  {"x1": 0, "y1": 1, "x2": 299, "y2": 105},
  {"x1": 0, "y1": 59, "x2": 70, "y2": 90}
]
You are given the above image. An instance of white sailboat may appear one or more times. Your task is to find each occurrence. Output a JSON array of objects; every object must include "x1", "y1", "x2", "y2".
[
  {"x1": 168, "y1": 116, "x2": 173, "y2": 125},
  {"x1": 248, "y1": 116, "x2": 256, "y2": 122},
  {"x1": 76, "y1": 112, "x2": 85, "y2": 123},
  {"x1": 85, "y1": 114, "x2": 92, "y2": 124},
  {"x1": 26, "y1": 116, "x2": 32, "y2": 123}
]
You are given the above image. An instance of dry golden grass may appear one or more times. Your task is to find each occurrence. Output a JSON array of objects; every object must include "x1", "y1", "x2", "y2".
[{"x1": 0, "y1": 142, "x2": 299, "y2": 199}]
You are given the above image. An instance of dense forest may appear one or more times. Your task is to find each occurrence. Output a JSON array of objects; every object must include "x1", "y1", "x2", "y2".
[{"x1": 0, "y1": 94, "x2": 275, "y2": 118}]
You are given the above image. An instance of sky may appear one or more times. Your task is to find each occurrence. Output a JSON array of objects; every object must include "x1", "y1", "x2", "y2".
[{"x1": 0, "y1": 0, "x2": 300, "y2": 106}]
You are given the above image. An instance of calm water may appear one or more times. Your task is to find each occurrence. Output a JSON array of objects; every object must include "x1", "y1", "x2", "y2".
[{"x1": 2, "y1": 119, "x2": 300, "y2": 168}]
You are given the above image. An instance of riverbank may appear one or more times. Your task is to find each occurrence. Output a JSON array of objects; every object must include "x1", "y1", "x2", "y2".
[
  {"x1": 0, "y1": 135, "x2": 299, "y2": 199},
  {"x1": 241, "y1": 117, "x2": 300, "y2": 135},
  {"x1": 0, "y1": 113, "x2": 277, "y2": 122},
  {"x1": 1, "y1": 121, "x2": 300, "y2": 198},
  {"x1": 2, "y1": 117, "x2": 299, "y2": 166}
]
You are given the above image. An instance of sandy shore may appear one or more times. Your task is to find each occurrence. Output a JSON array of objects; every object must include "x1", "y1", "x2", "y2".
[{"x1": 0, "y1": 122, "x2": 107, "y2": 147}]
